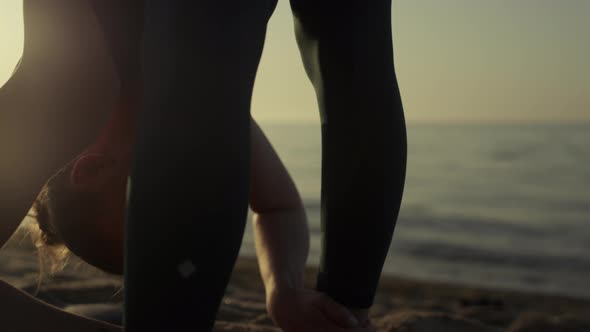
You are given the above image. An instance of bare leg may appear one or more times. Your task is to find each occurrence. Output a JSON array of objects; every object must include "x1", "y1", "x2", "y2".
[{"x1": 289, "y1": 0, "x2": 407, "y2": 310}]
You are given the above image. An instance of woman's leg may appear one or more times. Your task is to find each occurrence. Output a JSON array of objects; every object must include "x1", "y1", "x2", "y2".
[
  {"x1": 289, "y1": 0, "x2": 407, "y2": 309},
  {"x1": 87, "y1": 0, "x2": 144, "y2": 98},
  {"x1": 125, "y1": 1, "x2": 277, "y2": 331}
]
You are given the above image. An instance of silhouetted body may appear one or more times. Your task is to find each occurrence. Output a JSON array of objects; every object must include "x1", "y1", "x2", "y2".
[{"x1": 89, "y1": 0, "x2": 406, "y2": 330}]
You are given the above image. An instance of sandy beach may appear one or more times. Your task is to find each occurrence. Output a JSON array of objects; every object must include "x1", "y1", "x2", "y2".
[{"x1": 1, "y1": 227, "x2": 590, "y2": 332}]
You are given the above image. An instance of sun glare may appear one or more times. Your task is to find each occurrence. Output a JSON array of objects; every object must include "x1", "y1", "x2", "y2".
[{"x1": 0, "y1": 0, "x2": 24, "y2": 88}]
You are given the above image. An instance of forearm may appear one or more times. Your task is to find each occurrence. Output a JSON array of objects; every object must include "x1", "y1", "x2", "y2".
[
  {"x1": 253, "y1": 207, "x2": 310, "y2": 295},
  {"x1": 0, "y1": 130, "x2": 65, "y2": 250},
  {"x1": 0, "y1": 87, "x2": 112, "y2": 250},
  {"x1": 0, "y1": 124, "x2": 49, "y2": 250},
  {"x1": 0, "y1": 280, "x2": 121, "y2": 332}
]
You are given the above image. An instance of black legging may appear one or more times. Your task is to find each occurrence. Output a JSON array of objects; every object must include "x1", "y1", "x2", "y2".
[
  {"x1": 90, "y1": 0, "x2": 406, "y2": 330},
  {"x1": 289, "y1": 0, "x2": 407, "y2": 309}
]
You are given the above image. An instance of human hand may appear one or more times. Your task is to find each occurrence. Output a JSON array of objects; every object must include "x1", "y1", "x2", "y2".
[
  {"x1": 266, "y1": 286, "x2": 376, "y2": 332},
  {"x1": 348, "y1": 308, "x2": 376, "y2": 330}
]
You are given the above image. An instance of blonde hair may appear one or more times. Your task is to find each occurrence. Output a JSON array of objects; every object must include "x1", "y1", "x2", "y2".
[{"x1": 26, "y1": 161, "x2": 101, "y2": 290}]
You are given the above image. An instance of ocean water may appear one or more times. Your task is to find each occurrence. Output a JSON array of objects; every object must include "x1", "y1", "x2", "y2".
[{"x1": 239, "y1": 122, "x2": 590, "y2": 300}]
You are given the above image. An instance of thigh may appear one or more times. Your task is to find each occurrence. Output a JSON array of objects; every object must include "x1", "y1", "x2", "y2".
[
  {"x1": 289, "y1": 0, "x2": 391, "y2": 34},
  {"x1": 87, "y1": 0, "x2": 144, "y2": 85}
]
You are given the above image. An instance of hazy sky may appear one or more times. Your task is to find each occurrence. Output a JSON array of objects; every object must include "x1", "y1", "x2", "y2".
[{"x1": 1, "y1": 0, "x2": 588, "y2": 124}]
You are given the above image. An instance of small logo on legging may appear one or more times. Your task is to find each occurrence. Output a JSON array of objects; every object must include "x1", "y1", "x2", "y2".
[{"x1": 177, "y1": 259, "x2": 197, "y2": 278}]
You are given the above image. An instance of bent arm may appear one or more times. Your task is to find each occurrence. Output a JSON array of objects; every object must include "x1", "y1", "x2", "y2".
[
  {"x1": 0, "y1": 66, "x2": 117, "y2": 251},
  {"x1": 249, "y1": 119, "x2": 310, "y2": 295},
  {"x1": 0, "y1": 100, "x2": 107, "y2": 251},
  {"x1": 0, "y1": 279, "x2": 121, "y2": 332},
  {"x1": 0, "y1": 117, "x2": 50, "y2": 250},
  {"x1": 1, "y1": 0, "x2": 120, "y2": 249}
]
